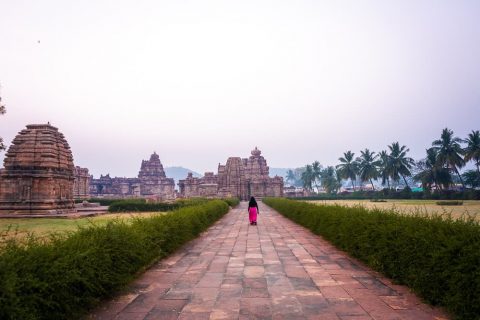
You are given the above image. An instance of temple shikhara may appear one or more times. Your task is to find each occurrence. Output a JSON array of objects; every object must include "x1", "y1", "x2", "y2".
[
  {"x1": 90, "y1": 152, "x2": 176, "y2": 200},
  {"x1": 179, "y1": 147, "x2": 283, "y2": 200},
  {"x1": 0, "y1": 124, "x2": 76, "y2": 214}
]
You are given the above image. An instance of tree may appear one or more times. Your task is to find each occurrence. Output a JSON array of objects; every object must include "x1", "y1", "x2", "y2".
[
  {"x1": 387, "y1": 142, "x2": 415, "y2": 188},
  {"x1": 286, "y1": 169, "x2": 296, "y2": 186},
  {"x1": 301, "y1": 164, "x2": 314, "y2": 192},
  {"x1": 378, "y1": 150, "x2": 391, "y2": 189},
  {"x1": 356, "y1": 149, "x2": 380, "y2": 190},
  {"x1": 464, "y1": 130, "x2": 480, "y2": 175},
  {"x1": 0, "y1": 93, "x2": 5, "y2": 151},
  {"x1": 432, "y1": 128, "x2": 466, "y2": 188},
  {"x1": 320, "y1": 166, "x2": 341, "y2": 194},
  {"x1": 311, "y1": 161, "x2": 322, "y2": 192},
  {"x1": 336, "y1": 151, "x2": 357, "y2": 190},
  {"x1": 413, "y1": 148, "x2": 452, "y2": 191},
  {"x1": 462, "y1": 170, "x2": 480, "y2": 189}
]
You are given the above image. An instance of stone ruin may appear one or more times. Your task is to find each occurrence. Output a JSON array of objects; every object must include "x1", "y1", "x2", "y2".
[
  {"x1": 179, "y1": 147, "x2": 283, "y2": 200},
  {"x1": 0, "y1": 124, "x2": 75, "y2": 214},
  {"x1": 90, "y1": 152, "x2": 175, "y2": 200},
  {"x1": 73, "y1": 166, "x2": 90, "y2": 199}
]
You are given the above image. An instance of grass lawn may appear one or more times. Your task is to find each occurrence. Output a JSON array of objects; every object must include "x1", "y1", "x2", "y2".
[
  {"x1": 0, "y1": 212, "x2": 163, "y2": 241},
  {"x1": 308, "y1": 199, "x2": 480, "y2": 221}
]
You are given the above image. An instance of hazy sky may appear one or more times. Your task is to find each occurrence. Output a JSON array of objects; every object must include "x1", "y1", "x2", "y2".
[{"x1": 1, "y1": 0, "x2": 479, "y2": 177}]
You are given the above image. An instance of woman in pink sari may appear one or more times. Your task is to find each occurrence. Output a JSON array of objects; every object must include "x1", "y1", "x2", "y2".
[{"x1": 248, "y1": 197, "x2": 259, "y2": 225}]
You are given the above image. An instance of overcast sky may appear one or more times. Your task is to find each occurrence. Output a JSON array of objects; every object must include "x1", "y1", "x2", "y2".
[{"x1": 1, "y1": 0, "x2": 479, "y2": 177}]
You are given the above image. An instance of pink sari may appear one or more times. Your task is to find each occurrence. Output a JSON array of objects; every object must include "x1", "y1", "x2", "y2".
[{"x1": 248, "y1": 206, "x2": 258, "y2": 223}]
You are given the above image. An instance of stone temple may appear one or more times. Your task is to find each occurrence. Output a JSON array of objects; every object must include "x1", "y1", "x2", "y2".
[
  {"x1": 90, "y1": 152, "x2": 175, "y2": 200},
  {"x1": 179, "y1": 147, "x2": 283, "y2": 200},
  {"x1": 0, "y1": 124, "x2": 75, "y2": 214}
]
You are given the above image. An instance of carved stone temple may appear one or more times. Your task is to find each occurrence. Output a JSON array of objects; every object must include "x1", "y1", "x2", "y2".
[
  {"x1": 90, "y1": 152, "x2": 175, "y2": 200},
  {"x1": 0, "y1": 124, "x2": 76, "y2": 214},
  {"x1": 179, "y1": 147, "x2": 283, "y2": 200}
]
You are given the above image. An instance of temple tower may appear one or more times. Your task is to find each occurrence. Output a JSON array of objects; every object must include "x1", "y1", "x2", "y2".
[{"x1": 0, "y1": 124, "x2": 75, "y2": 214}]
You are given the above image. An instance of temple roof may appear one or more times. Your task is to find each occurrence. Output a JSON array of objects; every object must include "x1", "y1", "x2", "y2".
[{"x1": 3, "y1": 123, "x2": 74, "y2": 171}]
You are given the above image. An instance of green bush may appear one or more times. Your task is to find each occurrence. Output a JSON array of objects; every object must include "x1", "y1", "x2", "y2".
[
  {"x1": 0, "y1": 200, "x2": 229, "y2": 320},
  {"x1": 107, "y1": 198, "x2": 209, "y2": 213},
  {"x1": 223, "y1": 198, "x2": 240, "y2": 207},
  {"x1": 436, "y1": 200, "x2": 463, "y2": 206},
  {"x1": 75, "y1": 198, "x2": 121, "y2": 206},
  {"x1": 263, "y1": 198, "x2": 480, "y2": 320}
]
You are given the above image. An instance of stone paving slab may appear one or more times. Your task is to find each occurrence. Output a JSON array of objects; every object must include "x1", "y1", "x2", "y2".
[{"x1": 90, "y1": 202, "x2": 449, "y2": 320}]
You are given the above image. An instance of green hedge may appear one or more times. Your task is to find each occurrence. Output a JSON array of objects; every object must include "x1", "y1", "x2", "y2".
[
  {"x1": 263, "y1": 198, "x2": 480, "y2": 320},
  {"x1": 436, "y1": 200, "x2": 463, "y2": 206},
  {"x1": 107, "y1": 198, "x2": 209, "y2": 213},
  {"x1": 75, "y1": 198, "x2": 120, "y2": 206},
  {"x1": 0, "y1": 200, "x2": 229, "y2": 320},
  {"x1": 223, "y1": 198, "x2": 240, "y2": 207}
]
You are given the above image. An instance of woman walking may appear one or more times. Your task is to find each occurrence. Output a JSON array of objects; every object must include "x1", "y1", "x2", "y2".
[{"x1": 248, "y1": 196, "x2": 259, "y2": 225}]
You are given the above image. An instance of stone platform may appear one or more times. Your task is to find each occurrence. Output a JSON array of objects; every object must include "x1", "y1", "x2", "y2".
[{"x1": 90, "y1": 202, "x2": 448, "y2": 320}]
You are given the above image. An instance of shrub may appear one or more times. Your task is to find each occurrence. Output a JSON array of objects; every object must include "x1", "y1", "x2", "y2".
[
  {"x1": 0, "y1": 200, "x2": 229, "y2": 320},
  {"x1": 436, "y1": 201, "x2": 463, "y2": 206},
  {"x1": 263, "y1": 198, "x2": 480, "y2": 320},
  {"x1": 223, "y1": 198, "x2": 240, "y2": 207},
  {"x1": 75, "y1": 198, "x2": 121, "y2": 206},
  {"x1": 107, "y1": 198, "x2": 209, "y2": 213}
]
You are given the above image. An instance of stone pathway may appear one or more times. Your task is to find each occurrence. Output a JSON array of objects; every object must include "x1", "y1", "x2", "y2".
[{"x1": 90, "y1": 202, "x2": 448, "y2": 320}]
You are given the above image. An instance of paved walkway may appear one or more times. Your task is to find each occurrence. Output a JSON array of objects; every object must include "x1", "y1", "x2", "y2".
[{"x1": 91, "y1": 202, "x2": 448, "y2": 320}]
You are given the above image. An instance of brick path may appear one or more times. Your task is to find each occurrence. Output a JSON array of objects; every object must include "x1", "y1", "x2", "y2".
[{"x1": 91, "y1": 202, "x2": 448, "y2": 320}]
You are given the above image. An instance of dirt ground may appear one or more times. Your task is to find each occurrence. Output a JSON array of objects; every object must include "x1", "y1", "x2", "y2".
[{"x1": 308, "y1": 199, "x2": 480, "y2": 221}]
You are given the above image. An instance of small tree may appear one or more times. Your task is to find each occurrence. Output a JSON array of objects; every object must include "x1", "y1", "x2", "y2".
[
  {"x1": 320, "y1": 166, "x2": 341, "y2": 194},
  {"x1": 301, "y1": 165, "x2": 314, "y2": 192}
]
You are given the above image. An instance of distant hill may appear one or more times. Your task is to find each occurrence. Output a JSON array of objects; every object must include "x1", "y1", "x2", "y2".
[
  {"x1": 269, "y1": 167, "x2": 291, "y2": 179},
  {"x1": 165, "y1": 167, "x2": 201, "y2": 186}
]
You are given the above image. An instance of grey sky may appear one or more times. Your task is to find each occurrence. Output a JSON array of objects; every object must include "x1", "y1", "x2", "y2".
[{"x1": 1, "y1": 0, "x2": 479, "y2": 177}]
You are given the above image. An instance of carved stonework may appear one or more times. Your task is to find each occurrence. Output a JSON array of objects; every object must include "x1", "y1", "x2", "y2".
[
  {"x1": 73, "y1": 166, "x2": 90, "y2": 199},
  {"x1": 0, "y1": 124, "x2": 75, "y2": 214},
  {"x1": 179, "y1": 147, "x2": 283, "y2": 200}
]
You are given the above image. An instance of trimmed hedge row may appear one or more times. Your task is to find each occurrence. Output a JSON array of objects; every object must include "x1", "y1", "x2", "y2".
[
  {"x1": 0, "y1": 200, "x2": 229, "y2": 320},
  {"x1": 223, "y1": 198, "x2": 240, "y2": 207},
  {"x1": 263, "y1": 198, "x2": 480, "y2": 320},
  {"x1": 107, "y1": 198, "x2": 209, "y2": 212},
  {"x1": 75, "y1": 198, "x2": 119, "y2": 206}
]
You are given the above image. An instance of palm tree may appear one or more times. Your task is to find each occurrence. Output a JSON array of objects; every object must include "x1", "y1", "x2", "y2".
[
  {"x1": 311, "y1": 161, "x2": 322, "y2": 192},
  {"x1": 301, "y1": 165, "x2": 314, "y2": 192},
  {"x1": 464, "y1": 130, "x2": 480, "y2": 175},
  {"x1": 378, "y1": 150, "x2": 391, "y2": 189},
  {"x1": 387, "y1": 142, "x2": 415, "y2": 188},
  {"x1": 432, "y1": 128, "x2": 465, "y2": 188},
  {"x1": 462, "y1": 170, "x2": 480, "y2": 189},
  {"x1": 336, "y1": 151, "x2": 357, "y2": 190},
  {"x1": 414, "y1": 148, "x2": 452, "y2": 191},
  {"x1": 320, "y1": 166, "x2": 341, "y2": 194},
  {"x1": 286, "y1": 169, "x2": 296, "y2": 186},
  {"x1": 356, "y1": 149, "x2": 380, "y2": 190}
]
